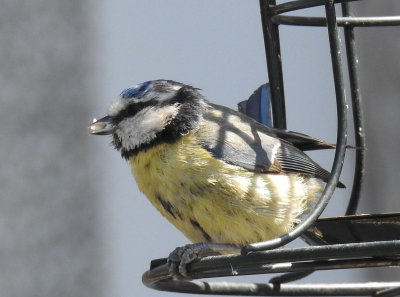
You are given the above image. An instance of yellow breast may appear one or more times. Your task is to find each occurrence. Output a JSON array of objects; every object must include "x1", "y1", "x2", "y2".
[{"x1": 128, "y1": 134, "x2": 323, "y2": 246}]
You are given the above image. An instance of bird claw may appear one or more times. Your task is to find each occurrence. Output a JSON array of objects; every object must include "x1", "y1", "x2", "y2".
[
  {"x1": 166, "y1": 242, "x2": 240, "y2": 279},
  {"x1": 167, "y1": 244, "x2": 201, "y2": 279}
]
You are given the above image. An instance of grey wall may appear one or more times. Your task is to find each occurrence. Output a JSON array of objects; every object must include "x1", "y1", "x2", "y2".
[{"x1": 0, "y1": 1, "x2": 107, "y2": 296}]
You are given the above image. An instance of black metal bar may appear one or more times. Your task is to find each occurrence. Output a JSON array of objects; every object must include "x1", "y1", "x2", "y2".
[
  {"x1": 324, "y1": 0, "x2": 349, "y2": 181},
  {"x1": 341, "y1": 3, "x2": 367, "y2": 215},
  {"x1": 145, "y1": 279, "x2": 400, "y2": 296},
  {"x1": 195, "y1": 240, "x2": 400, "y2": 273},
  {"x1": 143, "y1": 240, "x2": 400, "y2": 282},
  {"x1": 194, "y1": 258, "x2": 400, "y2": 280},
  {"x1": 271, "y1": 15, "x2": 400, "y2": 27},
  {"x1": 259, "y1": 0, "x2": 287, "y2": 129},
  {"x1": 268, "y1": 271, "x2": 314, "y2": 284}
]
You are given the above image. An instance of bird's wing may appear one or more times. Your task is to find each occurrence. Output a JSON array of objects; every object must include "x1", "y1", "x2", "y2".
[
  {"x1": 269, "y1": 129, "x2": 335, "y2": 151},
  {"x1": 198, "y1": 103, "x2": 344, "y2": 187}
]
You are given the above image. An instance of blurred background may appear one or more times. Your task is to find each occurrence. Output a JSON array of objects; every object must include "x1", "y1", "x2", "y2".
[{"x1": 1, "y1": 1, "x2": 399, "y2": 296}]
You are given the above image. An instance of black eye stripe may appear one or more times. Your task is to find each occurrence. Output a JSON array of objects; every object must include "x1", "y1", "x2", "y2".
[{"x1": 112, "y1": 99, "x2": 159, "y2": 124}]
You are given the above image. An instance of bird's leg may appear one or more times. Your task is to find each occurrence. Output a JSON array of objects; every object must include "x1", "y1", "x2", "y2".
[{"x1": 167, "y1": 242, "x2": 240, "y2": 279}]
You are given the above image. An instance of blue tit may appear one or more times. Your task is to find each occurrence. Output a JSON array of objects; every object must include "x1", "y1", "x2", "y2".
[{"x1": 90, "y1": 79, "x2": 344, "y2": 277}]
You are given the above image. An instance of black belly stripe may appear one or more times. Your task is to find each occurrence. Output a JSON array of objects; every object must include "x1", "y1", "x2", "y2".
[
  {"x1": 157, "y1": 196, "x2": 179, "y2": 220},
  {"x1": 190, "y1": 219, "x2": 212, "y2": 241}
]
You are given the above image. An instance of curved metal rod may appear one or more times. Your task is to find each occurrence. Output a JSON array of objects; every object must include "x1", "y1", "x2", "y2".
[
  {"x1": 272, "y1": 15, "x2": 400, "y2": 27},
  {"x1": 341, "y1": 3, "x2": 367, "y2": 215},
  {"x1": 242, "y1": 0, "x2": 348, "y2": 255},
  {"x1": 273, "y1": 4, "x2": 367, "y2": 284}
]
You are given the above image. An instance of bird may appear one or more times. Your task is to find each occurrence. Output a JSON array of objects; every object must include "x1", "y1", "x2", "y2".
[{"x1": 89, "y1": 79, "x2": 344, "y2": 278}]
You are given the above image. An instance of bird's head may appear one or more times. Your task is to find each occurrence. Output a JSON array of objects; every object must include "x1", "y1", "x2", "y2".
[{"x1": 90, "y1": 79, "x2": 205, "y2": 159}]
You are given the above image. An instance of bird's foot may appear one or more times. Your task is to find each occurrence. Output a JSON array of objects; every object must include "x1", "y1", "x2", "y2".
[{"x1": 167, "y1": 242, "x2": 239, "y2": 279}]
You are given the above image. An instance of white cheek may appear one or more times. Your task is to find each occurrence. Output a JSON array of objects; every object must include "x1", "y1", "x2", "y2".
[
  {"x1": 108, "y1": 98, "x2": 126, "y2": 116},
  {"x1": 116, "y1": 104, "x2": 181, "y2": 150}
]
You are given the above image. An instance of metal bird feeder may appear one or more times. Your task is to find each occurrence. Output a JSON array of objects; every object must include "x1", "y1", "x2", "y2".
[{"x1": 142, "y1": 0, "x2": 400, "y2": 295}]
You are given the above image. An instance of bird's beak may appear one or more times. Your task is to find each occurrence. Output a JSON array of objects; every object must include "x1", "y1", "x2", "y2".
[{"x1": 89, "y1": 116, "x2": 115, "y2": 135}]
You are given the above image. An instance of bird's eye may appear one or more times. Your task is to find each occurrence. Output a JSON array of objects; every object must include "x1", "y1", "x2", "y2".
[{"x1": 121, "y1": 81, "x2": 152, "y2": 99}]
